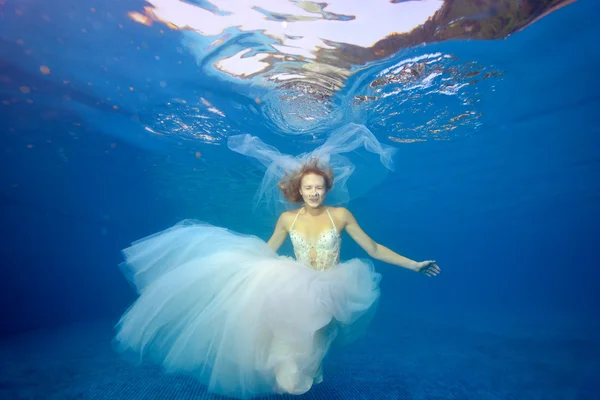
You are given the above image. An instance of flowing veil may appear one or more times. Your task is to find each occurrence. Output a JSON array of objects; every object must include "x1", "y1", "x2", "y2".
[{"x1": 227, "y1": 123, "x2": 397, "y2": 213}]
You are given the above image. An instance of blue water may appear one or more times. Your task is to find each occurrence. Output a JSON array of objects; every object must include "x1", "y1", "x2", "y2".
[{"x1": 1, "y1": 0, "x2": 599, "y2": 399}]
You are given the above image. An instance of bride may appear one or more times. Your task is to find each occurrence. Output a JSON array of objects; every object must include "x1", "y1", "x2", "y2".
[{"x1": 114, "y1": 123, "x2": 440, "y2": 398}]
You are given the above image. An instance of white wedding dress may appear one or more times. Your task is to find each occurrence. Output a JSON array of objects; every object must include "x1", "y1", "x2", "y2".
[{"x1": 114, "y1": 207, "x2": 381, "y2": 398}]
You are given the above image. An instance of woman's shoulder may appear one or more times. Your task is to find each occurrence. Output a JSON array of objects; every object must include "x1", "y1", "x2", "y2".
[
  {"x1": 326, "y1": 207, "x2": 354, "y2": 231},
  {"x1": 328, "y1": 206, "x2": 349, "y2": 216},
  {"x1": 328, "y1": 206, "x2": 353, "y2": 223},
  {"x1": 279, "y1": 208, "x2": 301, "y2": 223},
  {"x1": 283, "y1": 207, "x2": 303, "y2": 217}
]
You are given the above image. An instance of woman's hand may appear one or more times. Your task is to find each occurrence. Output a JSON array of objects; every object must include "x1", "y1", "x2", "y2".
[{"x1": 412, "y1": 261, "x2": 440, "y2": 277}]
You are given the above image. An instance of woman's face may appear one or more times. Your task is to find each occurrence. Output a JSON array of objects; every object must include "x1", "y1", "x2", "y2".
[{"x1": 299, "y1": 173, "x2": 327, "y2": 208}]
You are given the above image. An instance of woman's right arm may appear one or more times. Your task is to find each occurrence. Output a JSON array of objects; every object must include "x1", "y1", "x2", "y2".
[{"x1": 267, "y1": 212, "x2": 288, "y2": 252}]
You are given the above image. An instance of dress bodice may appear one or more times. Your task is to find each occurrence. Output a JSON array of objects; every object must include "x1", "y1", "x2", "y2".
[{"x1": 289, "y1": 207, "x2": 341, "y2": 271}]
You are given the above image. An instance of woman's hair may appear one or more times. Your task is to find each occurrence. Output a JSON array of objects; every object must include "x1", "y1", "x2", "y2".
[{"x1": 278, "y1": 158, "x2": 334, "y2": 203}]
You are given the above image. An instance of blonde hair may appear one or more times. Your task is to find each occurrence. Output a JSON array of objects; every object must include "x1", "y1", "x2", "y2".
[{"x1": 277, "y1": 158, "x2": 334, "y2": 203}]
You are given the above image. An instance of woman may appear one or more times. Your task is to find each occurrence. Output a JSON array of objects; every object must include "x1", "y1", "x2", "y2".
[{"x1": 114, "y1": 124, "x2": 440, "y2": 398}]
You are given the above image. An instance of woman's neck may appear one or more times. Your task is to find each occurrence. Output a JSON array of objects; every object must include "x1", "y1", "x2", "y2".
[{"x1": 302, "y1": 205, "x2": 326, "y2": 217}]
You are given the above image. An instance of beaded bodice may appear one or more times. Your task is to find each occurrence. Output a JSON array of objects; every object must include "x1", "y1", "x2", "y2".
[{"x1": 289, "y1": 207, "x2": 341, "y2": 271}]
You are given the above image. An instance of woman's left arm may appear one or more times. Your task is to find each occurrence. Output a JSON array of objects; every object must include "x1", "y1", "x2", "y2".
[{"x1": 340, "y1": 208, "x2": 440, "y2": 277}]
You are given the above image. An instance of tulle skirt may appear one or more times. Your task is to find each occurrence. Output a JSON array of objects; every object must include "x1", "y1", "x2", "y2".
[{"x1": 114, "y1": 220, "x2": 381, "y2": 398}]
